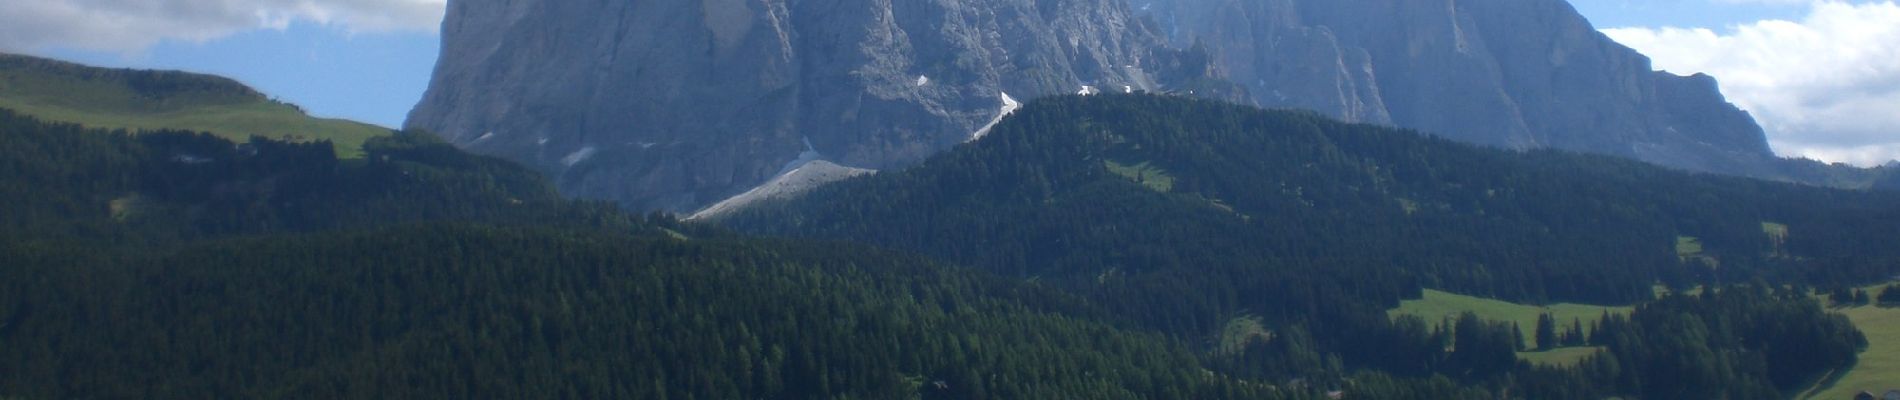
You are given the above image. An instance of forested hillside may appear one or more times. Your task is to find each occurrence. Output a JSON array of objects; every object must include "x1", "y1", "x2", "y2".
[
  {"x1": 722, "y1": 94, "x2": 1900, "y2": 305},
  {"x1": 0, "y1": 96, "x2": 1879, "y2": 399},
  {"x1": 0, "y1": 108, "x2": 1317, "y2": 399},
  {"x1": 0, "y1": 108, "x2": 635, "y2": 245},
  {"x1": 5, "y1": 224, "x2": 1322, "y2": 399},
  {"x1": 715, "y1": 93, "x2": 1896, "y2": 397}
]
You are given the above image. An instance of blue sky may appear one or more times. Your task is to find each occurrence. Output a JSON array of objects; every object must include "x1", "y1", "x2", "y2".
[
  {"x1": 41, "y1": 24, "x2": 439, "y2": 129},
  {"x1": 3, "y1": 0, "x2": 1896, "y2": 165},
  {"x1": 1569, "y1": 0, "x2": 1809, "y2": 28}
]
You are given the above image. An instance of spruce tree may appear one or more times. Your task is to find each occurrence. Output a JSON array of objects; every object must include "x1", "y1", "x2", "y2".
[{"x1": 1535, "y1": 314, "x2": 1558, "y2": 350}]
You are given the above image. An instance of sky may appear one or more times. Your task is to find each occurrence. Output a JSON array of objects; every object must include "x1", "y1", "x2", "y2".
[{"x1": 1, "y1": 0, "x2": 1895, "y2": 166}]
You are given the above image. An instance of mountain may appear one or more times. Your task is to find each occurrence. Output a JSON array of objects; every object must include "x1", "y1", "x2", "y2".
[
  {"x1": 0, "y1": 53, "x2": 391, "y2": 158},
  {"x1": 409, "y1": 0, "x2": 1240, "y2": 212},
  {"x1": 1135, "y1": 0, "x2": 1779, "y2": 172},
  {"x1": 409, "y1": 0, "x2": 1840, "y2": 213}
]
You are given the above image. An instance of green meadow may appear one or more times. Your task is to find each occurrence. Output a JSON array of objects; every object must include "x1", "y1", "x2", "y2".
[
  {"x1": 1389, "y1": 289, "x2": 1631, "y2": 366},
  {"x1": 1, "y1": 55, "x2": 389, "y2": 158},
  {"x1": 1801, "y1": 283, "x2": 1900, "y2": 399}
]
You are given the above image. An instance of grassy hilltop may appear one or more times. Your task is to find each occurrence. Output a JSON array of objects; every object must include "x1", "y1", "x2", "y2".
[{"x1": 0, "y1": 53, "x2": 389, "y2": 157}]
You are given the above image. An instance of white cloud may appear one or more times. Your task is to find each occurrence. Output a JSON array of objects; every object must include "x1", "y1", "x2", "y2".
[
  {"x1": 0, "y1": 0, "x2": 446, "y2": 53},
  {"x1": 1603, "y1": 1, "x2": 1900, "y2": 166}
]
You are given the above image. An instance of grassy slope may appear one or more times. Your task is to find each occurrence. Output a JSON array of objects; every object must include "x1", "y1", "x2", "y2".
[
  {"x1": 1517, "y1": 346, "x2": 1605, "y2": 367},
  {"x1": 1103, "y1": 159, "x2": 1175, "y2": 192},
  {"x1": 1389, "y1": 289, "x2": 1631, "y2": 366},
  {"x1": 0, "y1": 54, "x2": 389, "y2": 158},
  {"x1": 1802, "y1": 283, "x2": 1900, "y2": 399}
]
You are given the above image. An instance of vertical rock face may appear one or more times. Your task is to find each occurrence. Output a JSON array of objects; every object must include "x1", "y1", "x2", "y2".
[
  {"x1": 411, "y1": 0, "x2": 1782, "y2": 213},
  {"x1": 410, "y1": 0, "x2": 1219, "y2": 212},
  {"x1": 1137, "y1": 0, "x2": 1775, "y2": 170}
]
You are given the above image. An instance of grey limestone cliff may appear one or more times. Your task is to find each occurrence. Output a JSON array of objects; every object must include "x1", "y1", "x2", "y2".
[
  {"x1": 410, "y1": 0, "x2": 1222, "y2": 212},
  {"x1": 411, "y1": 0, "x2": 1786, "y2": 212},
  {"x1": 1137, "y1": 0, "x2": 1776, "y2": 172}
]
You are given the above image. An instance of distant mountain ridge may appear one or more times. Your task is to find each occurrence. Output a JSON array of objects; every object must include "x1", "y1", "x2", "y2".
[
  {"x1": 0, "y1": 53, "x2": 390, "y2": 157},
  {"x1": 410, "y1": 0, "x2": 1866, "y2": 213},
  {"x1": 1134, "y1": 0, "x2": 1778, "y2": 172}
]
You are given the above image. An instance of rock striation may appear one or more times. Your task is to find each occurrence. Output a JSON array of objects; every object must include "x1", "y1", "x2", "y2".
[{"x1": 411, "y1": 0, "x2": 1785, "y2": 212}]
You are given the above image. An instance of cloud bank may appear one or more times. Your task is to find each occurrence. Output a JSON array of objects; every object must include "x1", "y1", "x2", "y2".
[
  {"x1": 0, "y1": 0, "x2": 446, "y2": 53},
  {"x1": 1604, "y1": 1, "x2": 1900, "y2": 166}
]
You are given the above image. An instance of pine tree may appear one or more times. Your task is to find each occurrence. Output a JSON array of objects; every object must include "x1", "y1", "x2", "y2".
[
  {"x1": 1563, "y1": 319, "x2": 1587, "y2": 347},
  {"x1": 1880, "y1": 285, "x2": 1900, "y2": 305},
  {"x1": 1831, "y1": 287, "x2": 1855, "y2": 307},
  {"x1": 1535, "y1": 314, "x2": 1558, "y2": 351},
  {"x1": 1513, "y1": 322, "x2": 1527, "y2": 352}
]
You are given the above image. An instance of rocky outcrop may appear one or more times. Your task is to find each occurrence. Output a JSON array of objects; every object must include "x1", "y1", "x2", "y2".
[
  {"x1": 410, "y1": 0, "x2": 1226, "y2": 212},
  {"x1": 411, "y1": 0, "x2": 1786, "y2": 213},
  {"x1": 687, "y1": 160, "x2": 875, "y2": 222},
  {"x1": 1137, "y1": 0, "x2": 1777, "y2": 171}
]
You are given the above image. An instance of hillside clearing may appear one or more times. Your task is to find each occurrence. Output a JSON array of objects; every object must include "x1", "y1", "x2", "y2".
[
  {"x1": 1389, "y1": 289, "x2": 1631, "y2": 365},
  {"x1": 1518, "y1": 346, "x2": 1605, "y2": 367},
  {"x1": 1104, "y1": 159, "x2": 1175, "y2": 192}
]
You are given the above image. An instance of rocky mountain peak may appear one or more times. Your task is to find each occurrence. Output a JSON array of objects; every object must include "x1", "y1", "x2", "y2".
[{"x1": 410, "y1": 0, "x2": 1783, "y2": 212}]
